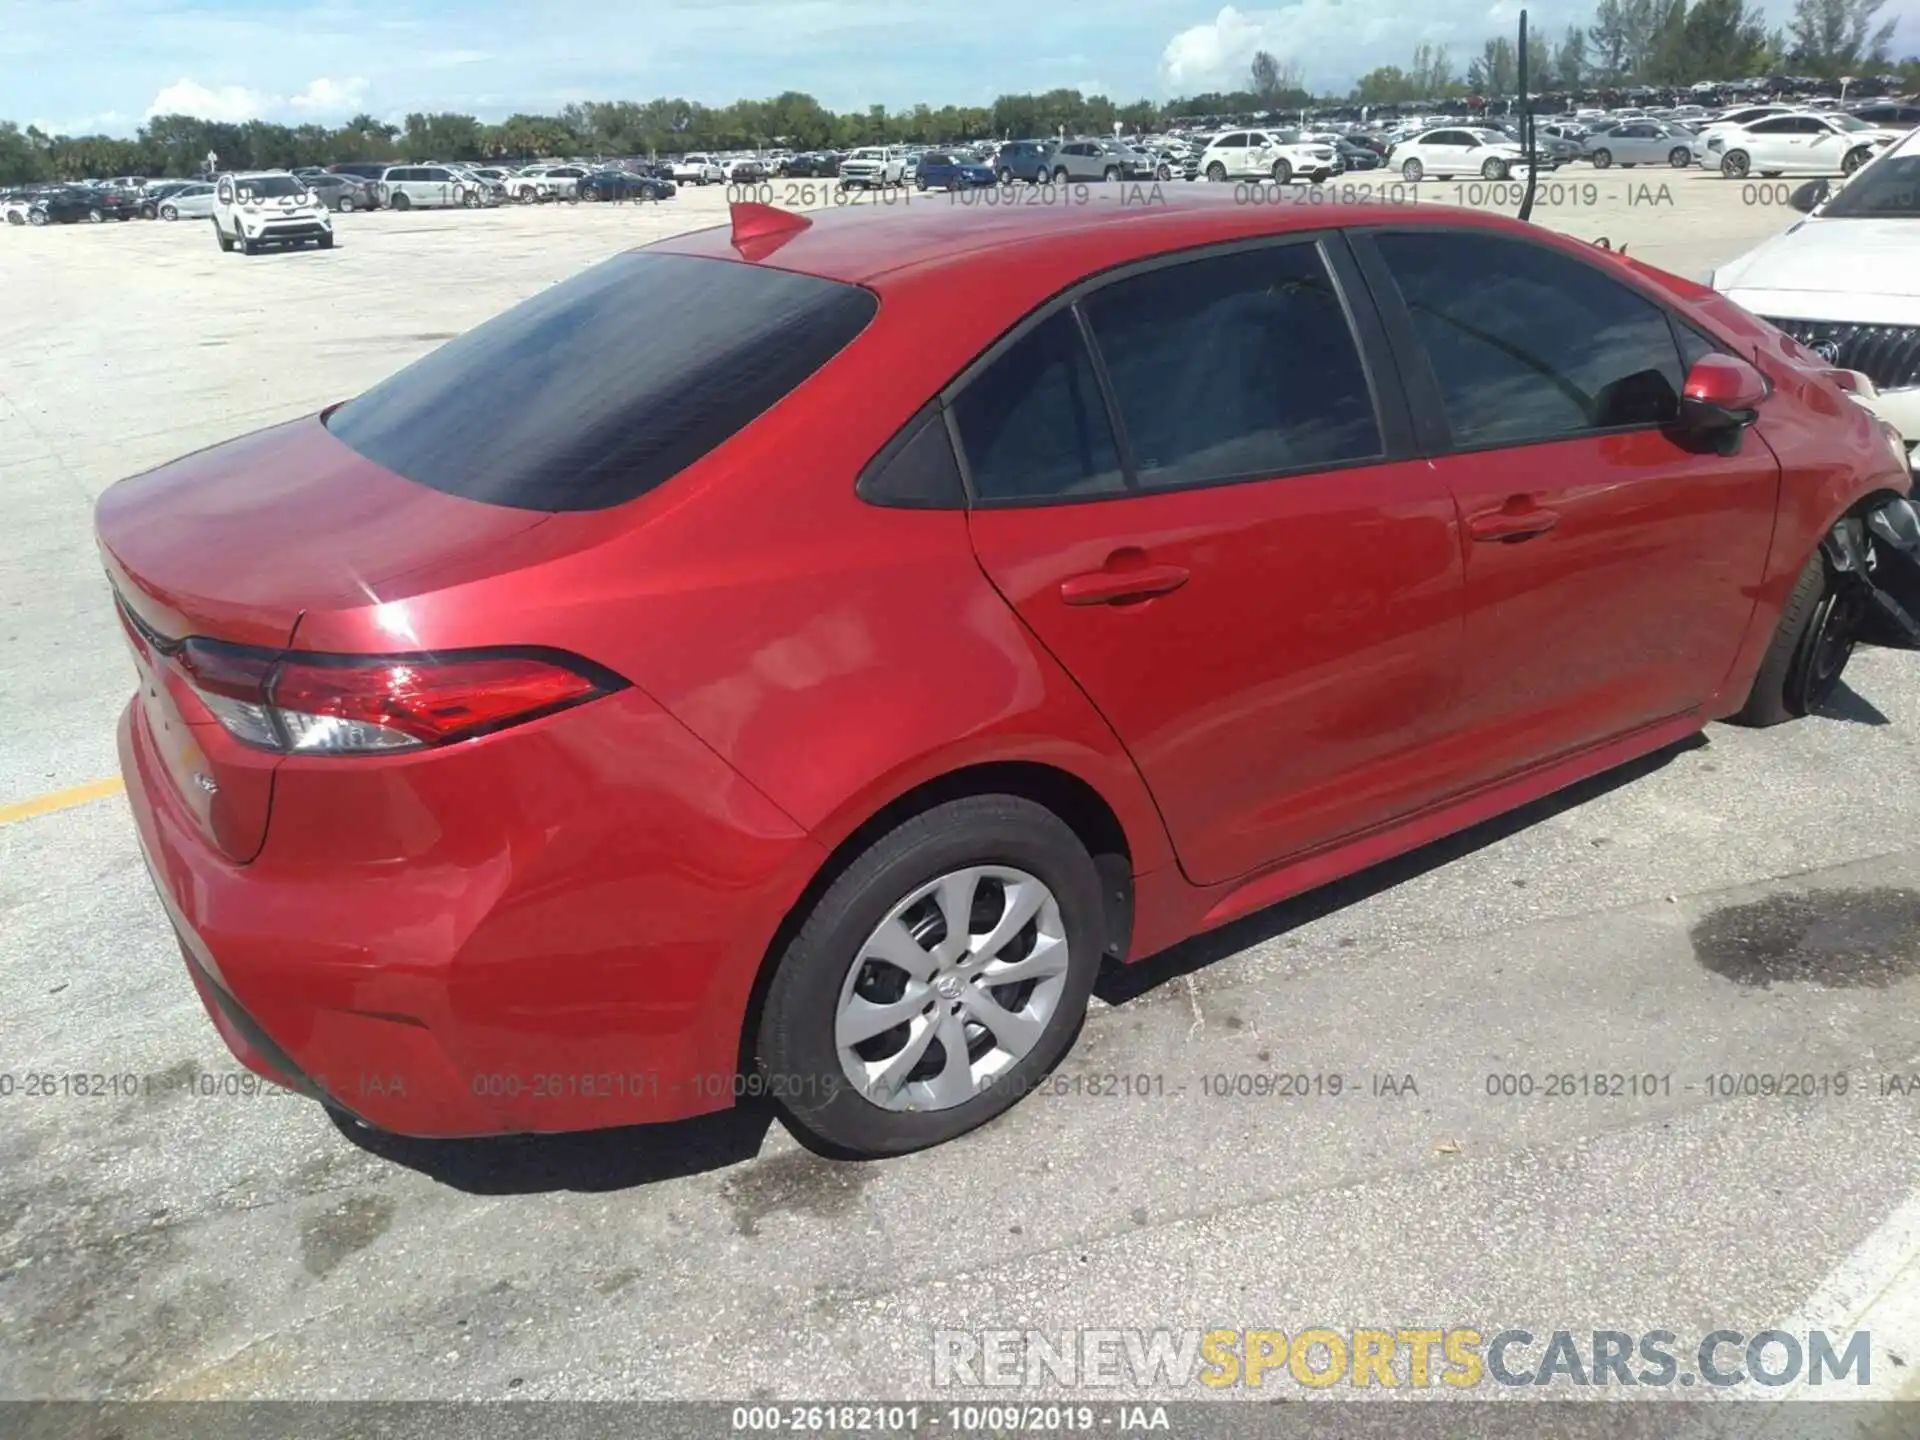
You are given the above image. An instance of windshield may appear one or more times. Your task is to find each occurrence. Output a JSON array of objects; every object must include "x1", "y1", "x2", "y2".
[
  {"x1": 1821, "y1": 153, "x2": 1920, "y2": 219},
  {"x1": 1829, "y1": 115, "x2": 1871, "y2": 132},
  {"x1": 852, "y1": 149, "x2": 884, "y2": 160},
  {"x1": 236, "y1": 175, "x2": 303, "y2": 199},
  {"x1": 1268, "y1": 129, "x2": 1303, "y2": 144}
]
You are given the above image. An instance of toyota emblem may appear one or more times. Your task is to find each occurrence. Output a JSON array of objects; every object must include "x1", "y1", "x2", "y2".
[{"x1": 1812, "y1": 340, "x2": 1842, "y2": 363}]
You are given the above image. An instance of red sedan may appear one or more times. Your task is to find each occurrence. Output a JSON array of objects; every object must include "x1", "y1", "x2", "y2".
[{"x1": 98, "y1": 193, "x2": 1918, "y2": 1156}]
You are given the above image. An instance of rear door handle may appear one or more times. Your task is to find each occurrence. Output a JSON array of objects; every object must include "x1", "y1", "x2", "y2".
[
  {"x1": 1468, "y1": 505, "x2": 1560, "y2": 542},
  {"x1": 1060, "y1": 563, "x2": 1190, "y2": 606}
]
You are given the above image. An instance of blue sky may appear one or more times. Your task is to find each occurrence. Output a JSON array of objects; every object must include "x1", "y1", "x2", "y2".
[{"x1": 4, "y1": 0, "x2": 1917, "y2": 136}]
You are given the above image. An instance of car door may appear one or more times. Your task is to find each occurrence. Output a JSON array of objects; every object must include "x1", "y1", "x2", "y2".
[
  {"x1": 1352, "y1": 225, "x2": 1781, "y2": 787},
  {"x1": 1427, "y1": 131, "x2": 1469, "y2": 176},
  {"x1": 1740, "y1": 117, "x2": 1803, "y2": 170},
  {"x1": 1612, "y1": 123, "x2": 1657, "y2": 162},
  {"x1": 961, "y1": 235, "x2": 1465, "y2": 885},
  {"x1": 1206, "y1": 132, "x2": 1246, "y2": 177}
]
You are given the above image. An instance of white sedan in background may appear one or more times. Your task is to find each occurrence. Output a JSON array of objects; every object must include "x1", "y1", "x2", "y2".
[
  {"x1": 1712, "y1": 126, "x2": 1920, "y2": 470},
  {"x1": 156, "y1": 183, "x2": 216, "y2": 221},
  {"x1": 1390, "y1": 126, "x2": 1542, "y2": 181},
  {"x1": 1712, "y1": 112, "x2": 1901, "y2": 178}
]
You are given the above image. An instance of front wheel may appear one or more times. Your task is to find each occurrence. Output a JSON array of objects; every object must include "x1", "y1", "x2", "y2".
[
  {"x1": 213, "y1": 220, "x2": 232, "y2": 251},
  {"x1": 1842, "y1": 147, "x2": 1871, "y2": 175},
  {"x1": 1052, "y1": 167, "x2": 1071, "y2": 184},
  {"x1": 1206, "y1": 161, "x2": 1228, "y2": 182},
  {"x1": 1721, "y1": 150, "x2": 1751, "y2": 178},
  {"x1": 1271, "y1": 159, "x2": 1292, "y2": 184},
  {"x1": 160, "y1": 204, "x2": 178, "y2": 220},
  {"x1": 1669, "y1": 146, "x2": 1691, "y2": 168},
  {"x1": 390, "y1": 191, "x2": 411, "y2": 211},
  {"x1": 1102, "y1": 166, "x2": 1120, "y2": 183},
  {"x1": 756, "y1": 795, "x2": 1105, "y2": 1158},
  {"x1": 87, "y1": 208, "x2": 103, "y2": 223},
  {"x1": 1482, "y1": 157, "x2": 1508, "y2": 180},
  {"x1": 1730, "y1": 549, "x2": 1860, "y2": 726}
]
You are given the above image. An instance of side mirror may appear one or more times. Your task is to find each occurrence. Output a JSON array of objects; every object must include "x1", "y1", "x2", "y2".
[
  {"x1": 1676, "y1": 354, "x2": 1768, "y2": 448},
  {"x1": 1789, "y1": 178, "x2": 1830, "y2": 213}
]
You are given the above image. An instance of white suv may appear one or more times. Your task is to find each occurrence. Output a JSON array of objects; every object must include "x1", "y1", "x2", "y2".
[
  {"x1": 1197, "y1": 129, "x2": 1337, "y2": 184},
  {"x1": 212, "y1": 171, "x2": 333, "y2": 254}
]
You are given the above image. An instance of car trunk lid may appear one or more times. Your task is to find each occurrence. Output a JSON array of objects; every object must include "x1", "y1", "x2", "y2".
[{"x1": 96, "y1": 413, "x2": 548, "y2": 862}]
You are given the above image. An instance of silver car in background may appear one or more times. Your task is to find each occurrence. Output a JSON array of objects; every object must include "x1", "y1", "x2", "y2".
[{"x1": 1582, "y1": 120, "x2": 1703, "y2": 169}]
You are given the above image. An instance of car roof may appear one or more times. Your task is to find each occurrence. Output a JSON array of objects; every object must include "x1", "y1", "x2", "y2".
[{"x1": 650, "y1": 191, "x2": 1567, "y2": 292}]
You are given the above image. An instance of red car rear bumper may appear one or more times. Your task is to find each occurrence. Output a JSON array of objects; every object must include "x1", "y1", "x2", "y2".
[{"x1": 118, "y1": 687, "x2": 827, "y2": 1137}]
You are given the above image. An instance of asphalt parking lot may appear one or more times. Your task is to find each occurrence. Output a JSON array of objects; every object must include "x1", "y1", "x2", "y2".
[{"x1": 4, "y1": 174, "x2": 1920, "y2": 1416}]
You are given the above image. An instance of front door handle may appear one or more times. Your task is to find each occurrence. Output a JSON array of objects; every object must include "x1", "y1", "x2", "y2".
[
  {"x1": 1060, "y1": 563, "x2": 1190, "y2": 606},
  {"x1": 1468, "y1": 504, "x2": 1560, "y2": 542}
]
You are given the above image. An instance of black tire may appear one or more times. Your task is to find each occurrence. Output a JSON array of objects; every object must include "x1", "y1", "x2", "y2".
[
  {"x1": 1669, "y1": 146, "x2": 1691, "y2": 168},
  {"x1": 1591, "y1": 148, "x2": 1613, "y2": 169},
  {"x1": 1722, "y1": 150, "x2": 1751, "y2": 178},
  {"x1": 160, "y1": 204, "x2": 178, "y2": 221},
  {"x1": 214, "y1": 221, "x2": 232, "y2": 251},
  {"x1": 997, "y1": 166, "x2": 1012, "y2": 185},
  {"x1": 390, "y1": 191, "x2": 410, "y2": 211},
  {"x1": 1843, "y1": 147, "x2": 1870, "y2": 175},
  {"x1": 1102, "y1": 165, "x2": 1120, "y2": 182},
  {"x1": 1482, "y1": 157, "x2": 1508, "y2": 180},
  {"x1": 1400, "y1": 157, "x2": 1424, "y2": 182},
  {"x1": 757, "y1": 795, "x2": 1106, "y2": 1158},
  {"x1": 1271, "y1": 158, "x2": 1292, "y2": 184},
  {"x1": 1729, "y1": 548, "x2": 1858, "y2": 726},
  {"x1": 87, "y1": 208, "x2": 103, "y2": 223},
  {"x1": 318, "y1": 232, "x2": 335, "y2": 249},
  {"x1": 239, "y1": 231, "x2": 255, "y2": 255},
  {"x1": 1206, "y1": 161, "x2": 1228, "y2": 182},
  {"x1": 1052, "y1": 166, "x2": 1071, "y2": 184}
]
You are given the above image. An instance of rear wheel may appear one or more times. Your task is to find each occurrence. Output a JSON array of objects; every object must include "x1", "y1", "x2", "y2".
[
  {"x1": 390, "y1": 191, "x2": 411, "y2": 211},
  {"x1": 756, "y1": 795, "x2": 1105, "y2": 1157},
  {"x1": 1591, "y1": 148, "x2": 1613, "y2": 169},
  {"x1": 87, "y1": 208, "x2": 103, "y2": 223},
  {"x1": 1669, "y1": 146, "x2": 1691, "y2": 167},
  {"x1": 997, "y1": 166, "x2": 1012, "y2": 185},
  {"x1": 1206, "y1": 161, "x2": 1228, "y2": 182},
  {"x1": 1401, "y1": 157, "x2": 1424, "y2": 182},
  {"x1": 318, "y1": 232, "x2": 335, "y2": 249},
  {"x1": 160, "y1": 204, "x2": 178, "y2": 220},
  {"x1": 1482, "y1": 157, "x2": 1509, "y2": 179},
  {"x1": 1730, "y1": 548, "x2": 1860, "y2": 726},
  {"x1": 1722, "y1": 149, "x2": 1751, "y2": 178}
]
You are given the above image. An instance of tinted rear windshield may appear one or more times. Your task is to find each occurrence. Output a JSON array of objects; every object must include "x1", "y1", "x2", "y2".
[{"x1": 324, "y1": 250, "x2": 878, "y2": 511}]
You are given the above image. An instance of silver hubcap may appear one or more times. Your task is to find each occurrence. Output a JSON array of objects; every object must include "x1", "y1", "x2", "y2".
[{"x1": 835, "y1": 866, "x2": 1069, "y2": 1112}]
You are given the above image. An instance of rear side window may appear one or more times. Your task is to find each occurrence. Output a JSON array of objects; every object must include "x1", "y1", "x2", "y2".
[
  {"x1": 1371, "y1": 230, "x2": 1687, "y2": 447},
  {"x1": 324, "y1": 251, "x2": 877, "y2": 511},
  {"x1": 951, "y1": 310, "x2": 1125, "y2": 504},
  {"x1": 1081, "y1": 243, "x2": 1381, "y2": 490}
]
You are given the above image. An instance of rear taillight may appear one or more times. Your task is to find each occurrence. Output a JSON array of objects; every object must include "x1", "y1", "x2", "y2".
[{"x1": 170, "y1": 641, "x2": 623, "y2": 755}]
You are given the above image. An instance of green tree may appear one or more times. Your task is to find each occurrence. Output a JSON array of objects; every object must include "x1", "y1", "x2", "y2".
[
  {"x1": 1787, "y1": 0, "x2": 1898, "y2": 75},
  {"x1": 1556, "y1": 26, "x2": 1591, "y2": 86}
]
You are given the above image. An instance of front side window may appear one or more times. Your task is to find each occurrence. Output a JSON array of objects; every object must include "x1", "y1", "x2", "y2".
[
  {"x1": 950, "y1": 310, "x2": 1125, "y2": 504},
  {"x1": 1371, "y1": 230, "x2": 1687, "y2": 448},
  {"x1": 1081, "y1": 243, "x2": 1381, "y2": 490}
]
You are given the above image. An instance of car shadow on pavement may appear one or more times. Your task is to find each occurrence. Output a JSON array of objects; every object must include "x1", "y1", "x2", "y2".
[
  {"x1": 1096, "y1": 731, "x2": 1710, "y2": 1007},
  {"x1": 1818, "y1": 679, "x2": 1890, "y2": 726},
  {"x1": 328, "y1": 1098, "x2": 776, "y2": 1194}
]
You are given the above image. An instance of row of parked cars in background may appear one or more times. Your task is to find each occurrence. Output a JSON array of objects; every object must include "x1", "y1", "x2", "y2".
[
  {"x1": 7, "y1": 88, "x2": 1913, "y2": 231},
  {"x1": 2, "y1": 158, "x2": 680, "y2": 226}
]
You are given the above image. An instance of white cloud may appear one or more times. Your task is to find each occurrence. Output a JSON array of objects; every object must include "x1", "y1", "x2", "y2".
[
  {"x1": 145, "y1": 78, "x2": 271, "y2": 122},
  {"x1": 142, "y1": 75, "x2": 369, "y2": 123},
  {"x1": 289, "y1": 76, "x2": 368, "y2": 112},
  {"x1": 1160, "y1": 3, "x2": 1447, "y2": 94}
]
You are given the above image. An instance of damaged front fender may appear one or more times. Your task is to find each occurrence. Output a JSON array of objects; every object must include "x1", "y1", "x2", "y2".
[{"x1": 1825, "y1": 495, "x2": 1920, "y2": 650}]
